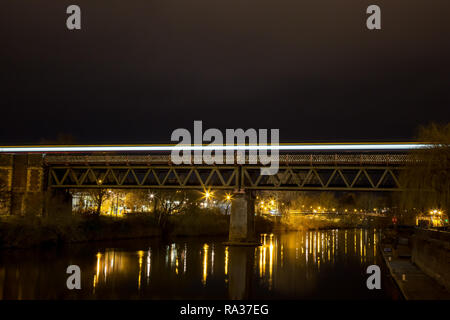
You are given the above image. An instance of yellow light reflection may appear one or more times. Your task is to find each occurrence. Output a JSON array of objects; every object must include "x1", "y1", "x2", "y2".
[
  {"x1": 224, "y1": 246, "x2": 229, "y2": 276},
  {"x1": 313, "y1": 232, "x2": 316, "y2": 263},
  {"x1": 332, "y1": 230, "x2": 335, "y2": 261},
  {"x1": 259, "y1": 245, "x2": 264, "y2": 277},
  {"x1": 93, "y1": 252, "x2": 102, "y2": 292},
  {"x1": 305, "y1": 233, "x2": 309, "y2": 264},
  {"x1": 360, "y1": 229, "x2": 363, "y2": 263},
  {"x1": 373, "y1": 229, "x2": 377, "y2": 264},
  {"x1": 202, "y1": 244, "x2": 209, "y2": 286},
  {"x1": 138, "y1": 250, "x2": 144, "y2": 290},
  {"x1": 269, "y1": 234, "x2": 274, "y2": 289}
]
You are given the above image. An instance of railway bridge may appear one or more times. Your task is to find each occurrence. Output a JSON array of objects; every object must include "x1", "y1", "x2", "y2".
[{"x1": 0, "y1": 143, "x2": 426, "y2": 244}]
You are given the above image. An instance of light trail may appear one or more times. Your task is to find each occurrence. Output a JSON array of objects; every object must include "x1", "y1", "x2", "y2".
[{"x1": 0, "y1": 143, "x2": 431, "y2": 153}]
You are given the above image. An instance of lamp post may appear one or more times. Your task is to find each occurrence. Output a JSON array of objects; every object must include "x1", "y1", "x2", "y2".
[{"x1": 225, "y1": 193, "x2": 232, "y2": 215}]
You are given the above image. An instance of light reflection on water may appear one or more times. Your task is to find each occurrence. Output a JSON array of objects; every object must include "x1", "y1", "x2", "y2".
[{"x1": 0, "y1": 229, "x2": 400, "y2": 300}]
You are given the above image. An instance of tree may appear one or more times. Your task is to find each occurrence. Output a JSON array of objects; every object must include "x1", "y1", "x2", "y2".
[
  {"x1": 399, "y1": 123, "x2": 450, "y2": 215},
  {"x1": 341, "y1": 193, "x2": 357, "y2": 211},
  {"x1": 258, "y1": 190, "x2": 306, "y2": 216},
  {"x1": 317, "y1": 192, "x2": 338, "y2": 211},
  {"x1": 354, "y1": 193, "x2": 392, "y2": 212},
  {"x1": 153, "y1": 190, "x2": 189, "y2": 227},
  {"x1": 124, "y1": 190, "x2": 153, "y2": 212},
  {"x1": 83, "y1": 188, "x2": 109, "y2": 215}
]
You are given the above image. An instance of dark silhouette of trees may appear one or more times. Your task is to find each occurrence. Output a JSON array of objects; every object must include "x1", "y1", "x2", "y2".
[
  {"x1": 399, "y1": 123, "x2": 450, "y2": 215},
  {"x1": 153, "y1": 190, "x2": 189, "y2": 227},
  {"x1": 80, "y1": 188, "x2": 109, "y2": 216}
]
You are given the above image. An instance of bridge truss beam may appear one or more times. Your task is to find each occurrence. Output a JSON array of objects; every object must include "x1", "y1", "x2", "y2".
[{"x1": 48, "y1": 165, "x2": 403, "y2": 191}]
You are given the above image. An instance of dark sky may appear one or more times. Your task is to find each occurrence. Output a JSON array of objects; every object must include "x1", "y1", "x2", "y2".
[{"x1": 1, "y1": 0, "x2": 449, "y2": 144}]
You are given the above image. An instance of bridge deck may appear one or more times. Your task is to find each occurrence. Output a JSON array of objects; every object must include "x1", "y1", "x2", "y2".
[{"x1": 44, "y1": 154, "x2": 411, "y2": 165}]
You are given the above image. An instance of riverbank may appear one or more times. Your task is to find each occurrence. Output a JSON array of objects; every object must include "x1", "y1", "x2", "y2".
[
  {"x1": 276, "y1": 213, "x2": 389, "y2": 231},
  {"x1": 0, "y1": 211, "x2": 276, "y2": 248},
  {"x1": 0, "y1": 211, "x2": 388, "y2": 249},
  {"x1": 0, "y1": 214, "x2": 161, "y2": 248},
  {"x1": 380, "y1": 228, "x2": 450, "y2": 299}
]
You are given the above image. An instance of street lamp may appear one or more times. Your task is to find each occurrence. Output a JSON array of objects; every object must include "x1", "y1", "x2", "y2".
[
  {"x1": 224, "y1": 193, "x2": 232, "y2": 215},
  {"x1": 201, "y1": 189, "x2": 214, "y2": 208}
]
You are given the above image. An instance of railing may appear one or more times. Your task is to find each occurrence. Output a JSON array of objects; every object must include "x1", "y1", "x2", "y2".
[{"x1": 44, "y1": 154, "x2": 411, "y2": 166}]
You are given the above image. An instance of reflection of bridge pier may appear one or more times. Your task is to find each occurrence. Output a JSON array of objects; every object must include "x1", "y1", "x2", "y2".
[{"x1": 228, "y1": 246, "x2": 254, "y2": 300}]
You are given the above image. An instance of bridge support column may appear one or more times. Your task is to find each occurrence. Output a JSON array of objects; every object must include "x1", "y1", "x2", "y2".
[
  {"x1": 225, "y1": 191, "x2": 260, "y2": 246},
  {"x1": 0, "y1": 155, "x2": 13, "y2": 215},
  {"x1": 0, "y1": 154, "x2": 44, "y2": 216}
]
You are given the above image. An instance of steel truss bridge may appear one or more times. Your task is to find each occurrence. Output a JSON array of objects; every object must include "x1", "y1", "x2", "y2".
[{"x1": 45, "y1": 153, "x2": 410, "y2": 191}]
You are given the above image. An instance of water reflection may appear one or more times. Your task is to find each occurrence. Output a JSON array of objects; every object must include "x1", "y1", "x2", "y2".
[
  {"x1": 202, "y1": 244, "x2": 208, "y2": 286},
  {"x1": 0, "y1": 229, "x2": 399, "y2": 300},
  {"x1": 228, "y1": 246, "x2": 254, "y2": 299}
]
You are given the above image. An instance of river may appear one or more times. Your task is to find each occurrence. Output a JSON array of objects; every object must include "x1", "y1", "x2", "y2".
[{"x1": 0, "y1": 228, "x2": 401, "y2": 299}]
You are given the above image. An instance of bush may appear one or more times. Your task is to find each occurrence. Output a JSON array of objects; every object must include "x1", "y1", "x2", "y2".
[
  {"x1": 255, "y1": 215, "x2": 275, "y2": 233},
  {"x1": 0, "y1": 213, "x2": 160, "y2": 248},
  {"x1": 168, "y1": 207, "x2": 229, "y2": 236},
  {"x1": 277, "y1": 213, "x2": 388, "y2": 231}
]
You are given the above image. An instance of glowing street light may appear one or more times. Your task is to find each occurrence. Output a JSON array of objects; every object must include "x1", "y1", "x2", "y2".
[{"x1": 201, "y1": 189, "x2": 214, "y2": 202}]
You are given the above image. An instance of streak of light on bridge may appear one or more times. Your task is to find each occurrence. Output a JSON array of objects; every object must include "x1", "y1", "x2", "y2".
[{"x1": 0, "y1": 142, "x2": 431, "y2": 154}]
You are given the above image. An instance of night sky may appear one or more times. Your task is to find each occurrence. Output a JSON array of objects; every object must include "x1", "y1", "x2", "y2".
[{"x1": 1, "y1": 0, "x2": 449, "y2": 145}]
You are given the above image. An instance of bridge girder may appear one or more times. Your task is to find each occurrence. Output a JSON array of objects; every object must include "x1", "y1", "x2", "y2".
[{"x1": 47, "y1": 165, "x2": 403, "y2": 191}]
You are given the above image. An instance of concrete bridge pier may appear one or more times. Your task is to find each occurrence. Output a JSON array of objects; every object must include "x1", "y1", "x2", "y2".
[{"x1": 225, "y1": 190, "x2": 260, "y2": 246}]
